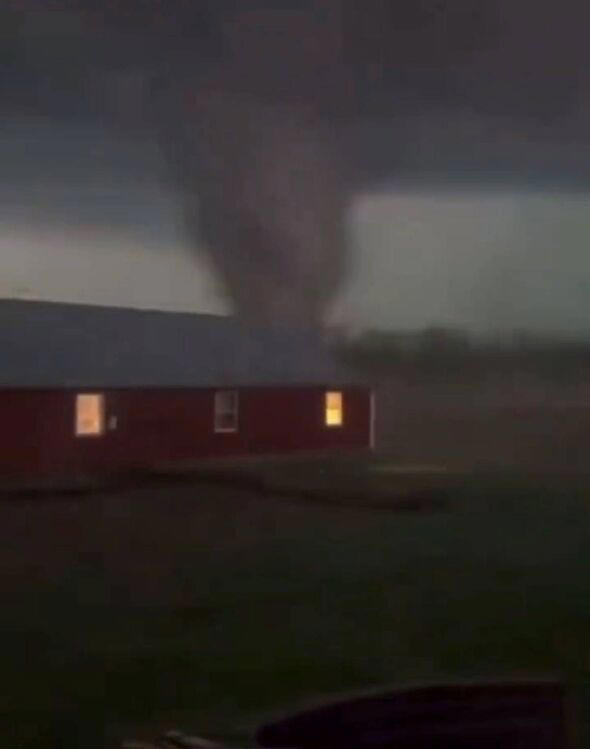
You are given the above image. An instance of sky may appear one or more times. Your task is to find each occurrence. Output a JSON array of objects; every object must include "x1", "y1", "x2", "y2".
[
  {"x1": 4, "y1": 3, "x2": 590, "y2": 337},
  {"x1": 3, "y1": 116, "x2": 590, "y2": 338},
  {"x1": 0, "y1": 118, "x2": 227, "y2": 314},
  {"x1": 342, "y1": 189, "x2": 590, "y2": 337}
]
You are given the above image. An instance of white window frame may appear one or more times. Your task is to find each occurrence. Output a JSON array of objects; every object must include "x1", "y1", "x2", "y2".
[
  {"x1": 325, "y1": 390, "x2": 344, "y2": 428},
  {"x1": 75, "y1": 393, "x2": 106, "y2": 438},
  {"x1": 214, "y1": 390, "x2": 239, "y2": 433}
]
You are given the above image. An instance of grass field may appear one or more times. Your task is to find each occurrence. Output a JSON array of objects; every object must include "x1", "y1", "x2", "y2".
[{"x1": 2, "y1": 461, "x2": 590, "y2": 747}]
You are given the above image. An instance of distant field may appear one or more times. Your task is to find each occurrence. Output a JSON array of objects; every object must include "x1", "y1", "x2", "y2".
[
  {"x1": 2, "y1": 464, "x2": 590, "y2": 747},
  {"x1": 375, "y1": 375, "x2": 590, "y2": 472}
]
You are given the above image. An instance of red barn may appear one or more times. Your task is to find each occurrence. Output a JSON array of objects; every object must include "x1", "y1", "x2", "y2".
[{"x1": 0, "y1": 300, "x2": 374, "y2": 482}]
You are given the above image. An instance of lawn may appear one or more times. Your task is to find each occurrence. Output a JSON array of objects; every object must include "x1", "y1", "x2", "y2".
[{"x1": 2, "y1": 462, "x2": 590, "y2": 747}]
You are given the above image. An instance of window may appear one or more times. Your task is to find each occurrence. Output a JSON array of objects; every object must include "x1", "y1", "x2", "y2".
[
  {"x1": 214, "y1": 390, "x2": 239, "y2": 433},
  {"x1": 325, "y1": 390, "x2": 343, "y2": 427},
  {"x1": 75, "y1": 393, "x2": 105, "y2": 437}
]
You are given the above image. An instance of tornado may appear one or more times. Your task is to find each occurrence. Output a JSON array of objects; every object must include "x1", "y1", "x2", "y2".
[
  {"x1": 173, "y1": 93, "x2": 349, "y2": 329},
  {"x1": 155, "y1": 2, "x2": 349, "y2": 330}
]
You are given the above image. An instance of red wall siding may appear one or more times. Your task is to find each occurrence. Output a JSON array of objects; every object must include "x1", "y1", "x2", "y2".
[{"x1": 0, "y1": 387, "x2": 371, "y2": 480}]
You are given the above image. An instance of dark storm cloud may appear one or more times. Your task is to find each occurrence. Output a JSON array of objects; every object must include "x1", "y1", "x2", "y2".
[
  {"x1": 3, "y1": 1, "x2": 588, "y2": 122},
  {"x1": 2, "y1": 2, "x2": 589, "y2": 168}
]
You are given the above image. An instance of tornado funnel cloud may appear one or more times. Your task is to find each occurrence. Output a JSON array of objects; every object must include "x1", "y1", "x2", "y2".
[
  {"x1": 182, "y1": 94, "x2": 349, "y2": 328},
  {"x1": 153, "y1": 2, "x2": 349, "y2": 329}
]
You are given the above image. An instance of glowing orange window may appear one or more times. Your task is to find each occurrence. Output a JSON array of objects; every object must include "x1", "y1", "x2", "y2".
[
  {"x1": 325, "y1": 391, "x2": 343, "y2": 427},
  {"x1": 75, "y1": 394, "x2": 105, "y2": 437}
]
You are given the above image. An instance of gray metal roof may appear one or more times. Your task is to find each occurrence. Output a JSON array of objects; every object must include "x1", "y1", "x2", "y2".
[{"x1": 0, "y1": 300, "x2": 359, "y2": 389}]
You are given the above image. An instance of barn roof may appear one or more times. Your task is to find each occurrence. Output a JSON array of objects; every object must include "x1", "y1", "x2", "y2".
[{"x1": 0, "y1": 300, "x2": 360, "y2": 389}]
